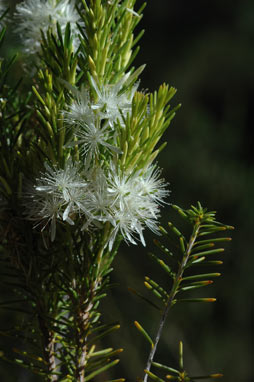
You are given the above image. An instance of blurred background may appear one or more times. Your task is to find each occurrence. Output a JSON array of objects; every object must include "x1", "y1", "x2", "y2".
[{"x1": 1, "y1": 0, "x2": 253, "y2": 381}]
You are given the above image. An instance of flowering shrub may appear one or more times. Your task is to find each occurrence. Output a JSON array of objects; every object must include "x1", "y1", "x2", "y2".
[{"x1": 0, "y1": 1, "x2": 232, "y2": 381}]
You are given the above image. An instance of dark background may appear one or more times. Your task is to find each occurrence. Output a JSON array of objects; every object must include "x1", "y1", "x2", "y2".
[{"x1": 1, "y1": 1, "x2": 253, "y2": 381}]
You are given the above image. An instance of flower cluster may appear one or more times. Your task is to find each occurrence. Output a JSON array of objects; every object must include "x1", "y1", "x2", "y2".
[
  {"x1": 14, "y1": 0, "x2": 81, "y2": 53},
  {"x1": 26, "y1": 160, "x2": 168, "y2": 248},
  {"x1": 64, "y1": 75, "x2": 137, "y2": 165}
]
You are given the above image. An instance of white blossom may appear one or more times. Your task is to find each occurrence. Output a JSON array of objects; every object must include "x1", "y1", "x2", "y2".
[
  {"x1": 24, "y1": 159, "x2": 168, "y2": 247},
  {"x1": 81, "y1": 167, "x2": 112, "y2": 230},
  {"x1": 108, "y1": 210, "x2": 144, "y2": 250},
  {"x1": 25, "y1": 192, "x2": 63, "y2": 242},
  {"x1": 107, "y1": 166, "x2": 134, "y2": 211},
  {"x1": 134, "y1": 166, "x2": 169, "y2": 204},
  {"x1": 67, "y1": 119, "x2": 120, "y2": 165},
  {"x1": 64, "y1": 86, "x2": 95, "y2": 127},
  {"x1": 15, "y1": 0, "x2": 81, "y2": 54},
  {"x1": 63, "y1": 85, "x2": 122, "y2": 164},
  {"x1": 105, "y1": 163, "x2": 168, "y2": 248},
  {"x1": 25, "y1": 161, "x2": 87, "y2": 240},
  {"x1": 90, "y1": 74, "x2": 137, "y2": 127},
  {"x1": 36, "y1": 161, "x2": 87, "y2": 221}
]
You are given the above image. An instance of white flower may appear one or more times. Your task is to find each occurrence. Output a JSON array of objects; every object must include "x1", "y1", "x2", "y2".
[
  {"x1": 64, "y1": 86, "x2": 95, "y2": 127},
  {"x1": 15, "y1": 0, "x2": 81, "y2": 54},
  {"x1": 108, "y1": 210, "x2": 144, "y2": 250},
  {"x1": 135, "y1": 166, "x2": 169, "y2": 204},
  {"x1": 36, "y1": 161, "x2": 87, "y2": 222},
  {"x1": 107, "y1": 166, "x2": 134, "y2": 210},
  {"x1": 105, "y1": 163, "x2": 169, "y2": 248},
  {"x1": 64, "y1": 85, "x2": 121, "y2": 164},
  {"x1": 81, "y1": 167, "x2": 112, "y2": 229},
  {"x1": 25, "y1": 161, "x2": 87, "y2": 240},
  {"x1": 67, "y1": 119, "x2": 121, "y2": 166},
  {"x1": 90, "y1": 74, "x2": 137, "y2": 127},
  {"x1": 25, "y1": 192, "x2": 63, "y2": 242}
]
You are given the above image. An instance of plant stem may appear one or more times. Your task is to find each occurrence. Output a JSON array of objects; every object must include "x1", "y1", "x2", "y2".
[
  {"x1": 38, "y1": 315, "x2": 58, "y2": 382},
  {"x1": 75, "y1": 227, "x2": 120, "y2": 381},
  {"x1": 76, "y1": 307, "x2": 90, "y2": 382},
  {"x1": 143, "y1": 220, "x2": 201, "y2": 382},
  {"x1": 45, "y1": 334, "x2": 58, "y2": 382},
  {"x1": 75, "y1": 237, "x2": 106, "y2": 382}
]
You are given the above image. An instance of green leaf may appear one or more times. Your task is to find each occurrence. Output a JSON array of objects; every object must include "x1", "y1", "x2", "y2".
[
  {"x1": 182, "y1": 273, "x2": 221, "y2": 281},
  {"x1": 148, "y1": 253, "x2": 175, "y2": 279},
  {"x1": 88, "y1": 347, "x2": 113, "y2": 357},
  {"x1": 167, "y1": 222, "x2": 183, "y2": 238},
  {"x1": 195, "y1": 260, "x2": 223, "y2": 266},
  {"x1": 194, "y1": 237, "x2": 232, "y2": 246},
  {"x1": 87, "y1": 324, "x2": 120, "y2": 345},
  {"x1": 84, "y1": 359, "x2": 120, "y2": 381},
  {"x1": 191, "y1": 243, "x2": 215, "y2": 252},
  {"x1": 190, "y1": 374, "x2": 223, "y2": 380},
  {"x1": 134, "y1": 321, "x2": 154, "y2": 348},
  {"x1": 153, "y1": 239, "x2": 174, "y2": 257},
  {"x1": 144, "y1": 281, "x2": 166, "y2": 303},
  {"x1": 190, "y1": 248, "x2": 224, "y2": 258},
  {"x1": 144, "y1": 277, "x2": 169, "y2": 300},
  {"x1": 180, "y1": 280, "x2": 213, "y2": 292},
  {"x1": 144, "y1": 369, "x2": 165, "y2": 382},
  {"x1": 177, "y1": 298, "x2": 216, "y2": 303},
  {"x1": 152, "y1": 362, "x2": 179, "y2": 375}
]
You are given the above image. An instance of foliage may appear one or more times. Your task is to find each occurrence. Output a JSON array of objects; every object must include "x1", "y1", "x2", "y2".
[
  {"x1": 132, "y1": 203, "x2": 233, "y2": 381},
  {"x1": 0, "y1": 1, "x2": 233, "y2": 382}
]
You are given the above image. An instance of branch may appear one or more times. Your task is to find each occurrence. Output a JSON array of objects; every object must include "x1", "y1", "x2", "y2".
[{"x1": 143, "y1": 219, "x2": 201, "y2": 381}]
